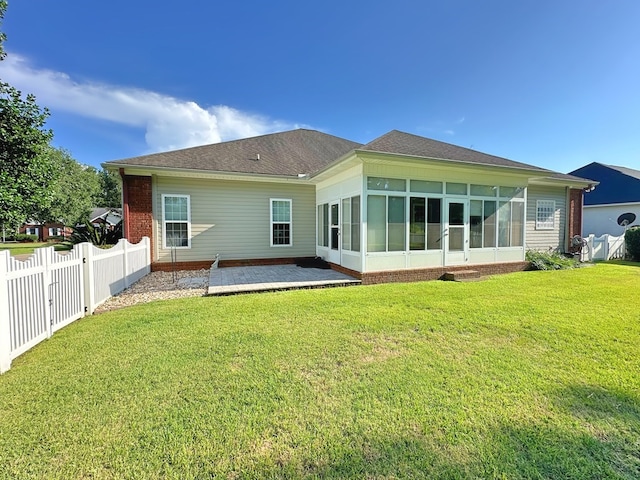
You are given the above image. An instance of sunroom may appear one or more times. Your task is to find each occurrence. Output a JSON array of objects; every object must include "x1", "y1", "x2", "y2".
[{"x1": 314, "y1": 154, "x2": 534, "y2": 274}]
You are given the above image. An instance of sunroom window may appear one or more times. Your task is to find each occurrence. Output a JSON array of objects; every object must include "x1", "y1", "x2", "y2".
[{"x1": 367, "y1": 195, "x2": 405, "y2": 252}]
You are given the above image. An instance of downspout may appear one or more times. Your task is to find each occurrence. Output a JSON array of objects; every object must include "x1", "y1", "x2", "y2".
[{"x1": 119, "y1": 168, "x2": 129, "y2": 240}]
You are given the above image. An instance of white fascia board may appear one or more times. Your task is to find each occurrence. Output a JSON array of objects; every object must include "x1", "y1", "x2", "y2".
[
  {"x1": 355, "y1": 150, "x2": 546, "y2": 180},
  {"x1": 528, "y1": 176, "x2": 596, "y2": 188},
  {"x1": 584, "y1": 201, "x2": 640, "y2": 208},
  {"x1": 355, "y1": 150, "x2": 552, "y2": 177},
  {"x1": 103, "y1": 164, "x2": 313, "y2": 185}
]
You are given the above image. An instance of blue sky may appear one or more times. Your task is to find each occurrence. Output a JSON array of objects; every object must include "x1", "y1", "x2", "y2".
[{"x1": 2, "y1": 0, "x2": 639, "y2": 173}]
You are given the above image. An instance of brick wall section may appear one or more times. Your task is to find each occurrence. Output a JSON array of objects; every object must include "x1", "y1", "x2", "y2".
[
  {"x1": 152, "y1": 260, "x2": 214, "y2": 272},
  {"x1": 151, "y1": 256, "x2": 306, "y2": 272},
  {"x1": 567, "y1": 188, "x2": 583, "y2": 250},
  {"x1": 360, "y1": 261, "x2": 530, "y2": 285},
  {"x1": 122, "y1": 175, "x2": 154, "y2": 260}
]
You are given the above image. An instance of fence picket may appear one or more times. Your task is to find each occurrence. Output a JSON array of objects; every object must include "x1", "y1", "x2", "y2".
[{"x1": 1, "y1": 237, "x2": 150, "y2": 373}]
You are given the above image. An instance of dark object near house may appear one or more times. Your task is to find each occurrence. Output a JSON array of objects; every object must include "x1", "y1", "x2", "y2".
[
  {"x1": 295, "y1": 257, "x2": 331, "y2": 269},
  {"x1": 617, "y1": 212, "x2": 636, "y2": 227}
]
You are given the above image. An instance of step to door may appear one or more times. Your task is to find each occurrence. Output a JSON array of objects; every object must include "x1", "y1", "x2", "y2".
[{"x1": 442, "y1": 270, "x2": 481, "y2": 282}]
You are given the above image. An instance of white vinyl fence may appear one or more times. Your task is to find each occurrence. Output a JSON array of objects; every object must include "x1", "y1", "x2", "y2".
[
  {"x1": 581, "y1": 233, "x2": 626, "y2": 262},
  {"x1": 1, "y1": 237, "x2": 150, "y2": 373}
]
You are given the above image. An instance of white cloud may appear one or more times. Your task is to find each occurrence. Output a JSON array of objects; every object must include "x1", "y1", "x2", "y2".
[{"x1": 0, "y1": 54, "x2": 300, "y2": 152}]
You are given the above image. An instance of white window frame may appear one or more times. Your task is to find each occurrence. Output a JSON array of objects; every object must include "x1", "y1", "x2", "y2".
[
  {"x1": 536, "y1": 200, "x2": 555, "y2": 230},
  {"x1": 162, "y1": 194, "x2": 191, "y2": 249},
  {"x1": 270, "y1": 198, "x2": 292, "y2": 247}
]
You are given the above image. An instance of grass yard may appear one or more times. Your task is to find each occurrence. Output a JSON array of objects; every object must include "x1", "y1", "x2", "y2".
[
  {"x1": 0, "y1": 241, "x2": 72, "y2": 256},
  {"x1": 1, "y1": 264, "x2": 639, "y2": 479}
]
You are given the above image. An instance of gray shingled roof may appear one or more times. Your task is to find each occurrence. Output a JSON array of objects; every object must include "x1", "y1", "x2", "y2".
[
  {"x1": 105, "y1": 129, "x2": 362, "y2": 177},
  {"x1": 359, "y1": 130, "x2": 551, "y2": 172},
  {"x1": 105, "y1": 128, "x2": 594, "y2": 183}
]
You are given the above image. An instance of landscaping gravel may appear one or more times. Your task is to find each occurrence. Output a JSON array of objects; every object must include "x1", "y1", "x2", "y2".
[{"x1": 95, "y1": 269, "x2": 209, "y2": 313}]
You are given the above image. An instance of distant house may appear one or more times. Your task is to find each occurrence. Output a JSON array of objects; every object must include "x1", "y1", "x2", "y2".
[
  {"x1": 104, "y1": 129, "x2": 593, "y2": 283},
  {"x1": 569, "y1": 163, "x2": 640, "y2": 236},
  {"x1": 89, "y1": 208, "x2": 123, "y2": 229},
  {"x1": 18, "y1": 221, "x2": 70, "y2": 242}
]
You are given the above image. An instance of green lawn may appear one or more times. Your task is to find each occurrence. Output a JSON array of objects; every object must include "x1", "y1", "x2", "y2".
[
  {"x1": 1, "y1": 264, "x2": 639, "y2": 479},
  {"x1": 0, "y1": 241, "x2": 72, "y2": 256}
]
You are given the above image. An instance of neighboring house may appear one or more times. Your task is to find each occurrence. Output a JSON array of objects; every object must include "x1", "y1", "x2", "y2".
[
  {"x1": 18, "y1": 221, "x2": 70, "y2": 242},
  {"x1": 568, "y1": 162, "x2": 640, "y2": 237},
  {"x1": 89, "y1": 207, "x2": 123, "y2": 229},
  {"x1": 104, "y1": 129, "x2": 593, "y2": 283}
]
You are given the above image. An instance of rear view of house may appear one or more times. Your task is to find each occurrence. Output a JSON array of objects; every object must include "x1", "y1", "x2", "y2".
[{"x1": 104, "y1": 129, "x2": 593, "y2": 283}]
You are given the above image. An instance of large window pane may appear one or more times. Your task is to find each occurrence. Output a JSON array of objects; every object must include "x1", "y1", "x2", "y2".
[
  {"x1": 351, "y1": 196, "x2": 360, "y2": 252},
  {"x1": 427, "y1": 198, "x2": 442, "y2": 250},
  {"x1": 470, "y1": 200, "x2": 483, "y2": 248},
  {"x1": 322, "y1": 204, "x2": 329, "y2": 247},
  {"x1": 388, "y1": 196, "x2": 405, "y2": 251},
  {"x1": 317, "y1": 205, "x2": 324, "y2": 246},
  {"x1": 342, "y1": 198, "x2": 351, "y2": 250},
  {"x1": 498, "y1": 201, "x2": 511, "y2": 247},
  {"x1": 446, "y1": 183, "x2": 467, "y2": 195},
  {"x1": 470, "y1": 184, "x2": 497, "y2": 196},
  {"x1": 511, "y1": 202, "x2": 524, "y2": 246},
  {"x1": 410, "y1": 197, "x2": 426, "y2": 250},
  {"x1": 367, "y1": 195, "x2": 386, "y2": 252},
  {"x1": 484, "y1": 201, "x2": 497, "y2": 248},
  {"x1": 410, "y1": 180, "x2": 442, "y2": 194},
  {"x1": 367, "y1": 177, "x2": 406, "y2": 192}
]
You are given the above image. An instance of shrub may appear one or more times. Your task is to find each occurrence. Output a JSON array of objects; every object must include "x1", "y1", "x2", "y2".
[
  {"x1": 526, "y1": 250, "x2": 579, "y2": 270},
  {"x1": 70, "y1": 222, "x2": 122, "y2": 246},
  {"x1": 625, "y1": 227, "x2": 640, "y2": 261},
  {"x1": 15, "y1": 234, "x2": 38, "y2": 243}
]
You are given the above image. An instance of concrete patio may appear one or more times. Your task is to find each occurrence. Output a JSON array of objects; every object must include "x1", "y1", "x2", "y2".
[{"x1": 207, "y1": 264, "x2": 361, "y2": 295}]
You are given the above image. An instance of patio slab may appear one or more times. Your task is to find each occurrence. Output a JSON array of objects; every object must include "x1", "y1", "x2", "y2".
[{"x1": 207, "y1": 264, "x2": 361, "y2": 296}]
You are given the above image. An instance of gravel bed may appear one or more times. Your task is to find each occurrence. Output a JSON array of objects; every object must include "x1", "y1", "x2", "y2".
[{"x1": 95, "y1": 269, "x2": 209, "y2": 313}]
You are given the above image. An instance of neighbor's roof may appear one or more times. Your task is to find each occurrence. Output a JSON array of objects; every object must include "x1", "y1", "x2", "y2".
[
  {"x1": 358, "y1": 130, "x2": 551, "y2": 172},
  {"x1": 606, "y1": 163, "x2": 640, "y2": 181},
  {"x1": 569, "y1": 162, "x2": 640, "y2": 205},
  {"x1": 105, "y1": 129, "x2": 362, "y2": 177}
]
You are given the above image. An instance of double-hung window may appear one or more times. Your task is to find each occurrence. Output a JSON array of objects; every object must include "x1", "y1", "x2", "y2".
[
  {"x1": 271, "y1": 199, "x2": 292, "y2": 246},
  {"x1": 162, "y1": 194, "x2": 191, "y2": 248},
  {"x1": 536, "y1": 200, "x2": 555, "y2": 230}
]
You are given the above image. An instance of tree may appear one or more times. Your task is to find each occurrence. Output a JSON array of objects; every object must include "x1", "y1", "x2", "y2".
[
  {"x1": 97, "y1": 169, "x2": 122, "y2": 208},
  {"x1": 33, "y1": 147, "x2": 101, "y2": 229},
  {"x1": 0, "y1": 0, "x2": 7, "y2": 60},
  {"x1": 0, "y1": 82, "x2": 56, "y2": 230}
]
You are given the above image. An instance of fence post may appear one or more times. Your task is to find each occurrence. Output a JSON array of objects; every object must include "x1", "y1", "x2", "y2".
[
  {"x1": 0, "y1": 251, "x2": 11, "y2": 373},
  {"x1": 82, "y1": 242, "x2": 96, "y2": 315},
  {"x1": 39, "y1": 247, "x2": 53, "y2": 339},
  {"x1": 122, "y1": 239, "x2": 130, "y2": 289},
  {"x1": 603, "y1": 234, "x2": 610, "y2": 261},
  {"x1": 586, "y1": 234, "x2": 594, "y2": 262},
  {"x1": 144, "y1": 236, "x2": 151, "y2": 274}
]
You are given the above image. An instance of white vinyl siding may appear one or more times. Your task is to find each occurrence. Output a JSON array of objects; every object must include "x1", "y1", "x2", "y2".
[{"x1": 154, "y1": 177, "x2": 316, "y2": 262}]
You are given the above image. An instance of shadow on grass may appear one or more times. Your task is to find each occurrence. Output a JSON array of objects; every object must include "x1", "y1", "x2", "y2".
[
  {"x1": 257, "y1": 384, "x2": 640, "y2": 479},
  {"x1": 603, "y1": 259, "x2": 640, "y2": 267}
]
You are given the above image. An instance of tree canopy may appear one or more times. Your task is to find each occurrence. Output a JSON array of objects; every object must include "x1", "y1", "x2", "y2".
[
  {"x1": 0, "y1": 82, "x2": 56, "y2": 229},
  {"x1": 33, "y1": 147, "x2": 102, "y2": 227}
]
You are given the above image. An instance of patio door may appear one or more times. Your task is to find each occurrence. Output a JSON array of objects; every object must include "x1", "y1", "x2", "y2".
[
  {"x1": 444, "y1": 199, "x2": 468, "y2": 265},
  {"x1": 328, "y1": 201, "x2": 341, "y2": 264}
]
